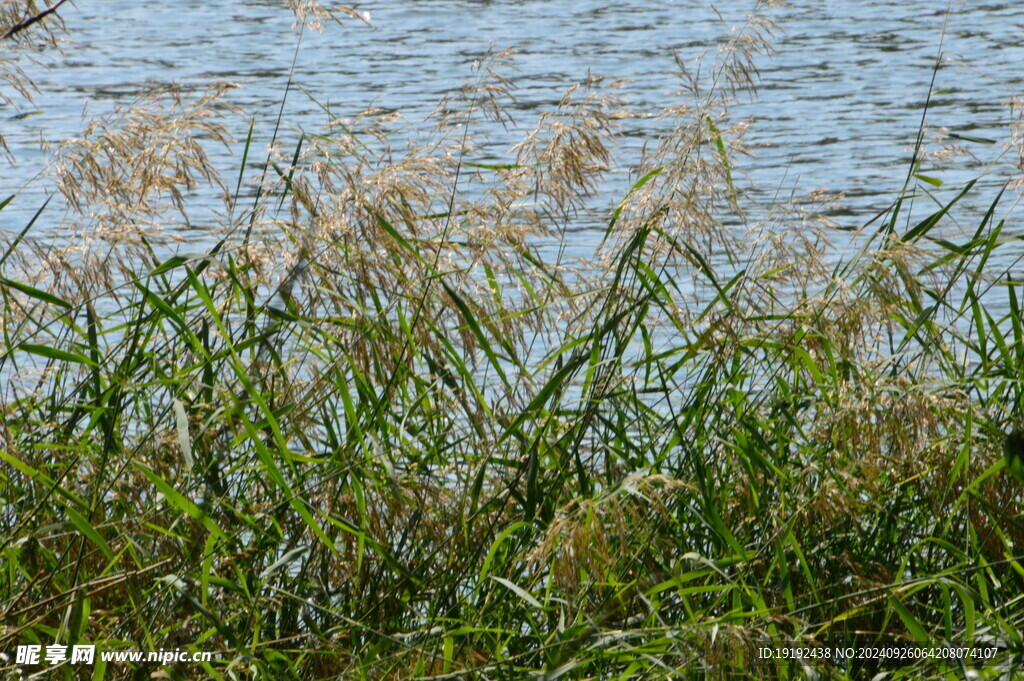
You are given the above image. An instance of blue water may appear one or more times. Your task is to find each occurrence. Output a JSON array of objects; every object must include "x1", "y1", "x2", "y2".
[{"x1": 2, "y1": 0, "x2": 1023, "y2": 255}]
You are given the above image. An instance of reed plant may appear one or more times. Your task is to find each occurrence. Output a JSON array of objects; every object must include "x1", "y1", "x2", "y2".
[{"x1": 1, "y1": 1, "x2": 1023, "y2": 679}]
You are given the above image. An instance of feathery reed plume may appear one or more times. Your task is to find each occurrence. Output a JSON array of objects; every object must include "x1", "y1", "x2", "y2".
[{"x1": 0, "y1": 0, "x2": 69, "y2": 159}]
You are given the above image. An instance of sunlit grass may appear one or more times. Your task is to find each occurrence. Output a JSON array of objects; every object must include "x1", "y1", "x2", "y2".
[{"x1": 2, "y1": 1, "x2": 1024, "y2": 680}]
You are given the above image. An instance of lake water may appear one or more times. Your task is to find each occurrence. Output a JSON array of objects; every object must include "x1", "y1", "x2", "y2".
[{"x1": 3, "y1": 0, "x2": 1024, "y2": 261}]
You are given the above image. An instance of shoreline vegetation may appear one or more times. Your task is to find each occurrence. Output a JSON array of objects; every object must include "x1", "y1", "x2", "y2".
[{"x1": 2, "y1": 1, "x2": 1024, "y2": 678}]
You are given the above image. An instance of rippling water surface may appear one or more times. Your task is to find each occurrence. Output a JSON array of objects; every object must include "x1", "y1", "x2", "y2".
[{"x1": 3, "y1": 1, "x2": 1024, "y2": 255}]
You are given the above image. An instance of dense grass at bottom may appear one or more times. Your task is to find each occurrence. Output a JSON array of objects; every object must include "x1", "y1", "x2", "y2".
[
  {"x1": 1, "y1": 11, "x2": 1024, "y2": 680},
  {"x1": 2, "y1": 168, "x2": 1024, "y2": 680}
]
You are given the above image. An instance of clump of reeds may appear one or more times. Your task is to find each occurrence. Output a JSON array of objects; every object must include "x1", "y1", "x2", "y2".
[{"x1": 2, "y1": 1, "x2": 1024, "y2": 679}]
